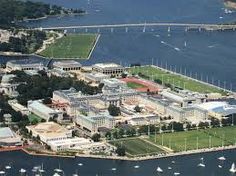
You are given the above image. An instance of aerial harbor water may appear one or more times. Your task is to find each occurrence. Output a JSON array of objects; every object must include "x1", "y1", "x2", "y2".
[
  {"x1": 0, "y1": 149, "x2": 236, "y2": 176},
  {"x1": 4, "y1": 0, "x2": 236, "y2": 91},
  {"x1": 1, "y1": 1, "x2": 236, "y2": 175}
]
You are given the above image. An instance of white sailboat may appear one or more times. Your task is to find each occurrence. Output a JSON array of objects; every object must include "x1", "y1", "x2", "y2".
[
  {"x1": 78, "y1": 163, "x2": 83, "y2": 166},
  {"x1": 5, "y1": 165, "x2": 11, "y2": 170},
  {"x1": 174, "y1": 172, "x2": 180, "y2": 175},
  {"x1": 54, "y1": 163, "x2": 63, "y2": 173},
  {"x1": 168, "y1": 166, "x2": 172, "y2": 170},
  {"x1": 19, "y1": 168, "x2": 26, "y2": 174},
  {"x1": 156, "y1": 166, "x2": 163, "y2": 173},
  {"x1": 0, "y1": 171, "x2": 5, "y2": 175},
  {"x1": 218, "y1": 165, "x2": 222, "y2": 168},
  {"x1": 218, "y1": 156, "x2": 226, "y2": 161},
  {"x1": 197, "y1": 158, "x2": 205, "y2": 167},
  {"x1": 229, "y1": 163, "x2": 236, "y2": 173},
  {"x1": 134, "y1": 165, "x2": 140, "y2": 169},
  {"x1": 111, "y1": 168, "x2": 117, "y2": 171},
  {"x1": 39, "y1": 163, "x2": 45, "y2": 173}
]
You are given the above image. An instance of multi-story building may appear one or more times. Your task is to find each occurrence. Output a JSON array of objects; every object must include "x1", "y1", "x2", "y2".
[
  {"x1": 53, "y1": 60, "x2": 81, "y2": 71},
  {"x1": 6, "y1": 60, "x2": 45, "y2": 71},
  {"x1": 26, "y1": 122, "x2": 72, "y2": 143},
  {"x1": 27, "y1": 100, "x2": 63, "y2": 121},
  {"x1": 92, "y1": 63, "x2": 125, "y2": 77}
]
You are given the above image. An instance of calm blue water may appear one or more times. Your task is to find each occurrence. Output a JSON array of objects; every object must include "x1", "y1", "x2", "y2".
[
  {"x1": 6, "y1": 0, "x2": 235, "y2": 90},
  {"x1": 0, "y1": 150, "x2": 236, "y2": 176}
]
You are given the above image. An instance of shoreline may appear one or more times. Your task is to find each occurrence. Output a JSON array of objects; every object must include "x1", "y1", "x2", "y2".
[
  {"x1": 87, "y1": 34, "x2": 101, "y2": 60},
  {"x1": 224, "y1": 1, "x2": 236, "y2": 9},
  {"x1": 17, "y1": 144, "x2": 236, "y2": 161}
]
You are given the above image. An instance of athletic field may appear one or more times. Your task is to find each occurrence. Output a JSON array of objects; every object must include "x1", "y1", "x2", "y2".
[
  {"x1": 40, "y1": 34, "x2": 98, "y2": 59},
  {"x1": 110, "y1": 137, "x2": 165, "y2": 156},
  {"x1": 129, "y1": 66, "x2": 226, "y2": 94},
  {"x1": 149, "y1": 126, "x2": 236, "y2": 152},
  {"x1": 121, "y1": 77, "x2": 159, "y2": 92}
]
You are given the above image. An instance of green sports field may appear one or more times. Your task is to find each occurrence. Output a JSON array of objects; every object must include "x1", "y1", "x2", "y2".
[
  {"x1": 126, "y1": 82, "x2": 145, "y2": 89},
  {"x1": 149, "y1": 126, "x2": 236, "y2": 152},
  {"x1": 129, "y1": 66, "x2": 226, "y2": 94},
  {"x1": 110, "y1": 138, "x2": 165, "y2": 156},
  {"x1": 28, "y1": 113, "x2": 42, "y2": 123},
  {"x1": 40, "y1": 34, "x2": 98, "y2": 59}
]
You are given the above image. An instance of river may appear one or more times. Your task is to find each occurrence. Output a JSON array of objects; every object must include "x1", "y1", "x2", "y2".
[{"x1": 1, "y1": 0, "x2": 232, "y2": 90}]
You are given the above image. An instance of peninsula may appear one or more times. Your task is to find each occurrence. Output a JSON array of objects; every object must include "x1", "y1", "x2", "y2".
[{"x1": 224, "y1": 0, "x2": 236, "y2": 9}]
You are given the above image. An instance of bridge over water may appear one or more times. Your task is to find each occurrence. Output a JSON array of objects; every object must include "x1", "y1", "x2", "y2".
[{"x1": 37, "y1": 22, "x2": 236, "y2": 32}]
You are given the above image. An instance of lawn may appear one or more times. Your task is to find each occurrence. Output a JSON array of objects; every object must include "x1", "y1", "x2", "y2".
[
  {"x1": 149, "y1": 126, "x2": 236, "y2": 152},
  {"x1": 126, "y1": 82, "x2": 145, "y2": 89},
  {"x1": 28, "y1": 113, "x2": 42, "y2": 123},
  {"x1": 40, "y1": 34, "x2": 98, "y2": 59},
  {"x1": 129, "y1": 66, "x2": 226, "y2": 94},
  {"x1": 110, "y1": 138, "x2": 165, "y2": 156}
]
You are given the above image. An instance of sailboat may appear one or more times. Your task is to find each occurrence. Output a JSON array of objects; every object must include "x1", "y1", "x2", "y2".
[
  {"x1": 0, "y1": 171, "x2": 5, "y2": 175},
  {"x1": 229, "y1": 163, "x2": 236, "y2": 173},
  {"x1": 156, "y1": 166, "x2": 163, "y2": 173},
  {"x1": 184, "y1": 41, "x2": 187, "y2": 47},
  {"x1": 39, "y1": 163, "x2": 45, "y2": 173},
  {"x1": 218, "y1": 156, "x2": 226, "y2": 161},
  {"x1": 174, "y1": 172, "x2": 180, "y2": 175},
  {"x1": 19, "y1": 168, "x2": 26, "y2": 175},
  {"x1": 197, "y1": 158, "x2": 205, "y2": 167},
  {"x1": 78, "y1": 163, "x2": 83, "y2": 166},
  {"x1": 5, "y1": 165, "x2": 11, "y2": 170},
  {"x1": 134, "y1": 165, "x2": 140, "y2": 169}
]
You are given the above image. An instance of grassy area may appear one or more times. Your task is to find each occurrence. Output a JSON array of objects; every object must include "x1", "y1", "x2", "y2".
[
  {"x1": 126, "y1": 82, "x2": 145, "y2": 89},
  {"x1": 129, "y1": 66, "x2": 226, "y2": 94},
  {"x1": 28, "y1": 114, "x2": 42, "y2": 123},
  {"x1": 40, "y1": 34, "x2": 98, "y2": 59},
  {"x1": 149, "y1": 126, "x2": 236, "y2": 152},
  {"x1": 110, "y1": 138, "x2": 165, "y2": 156}
]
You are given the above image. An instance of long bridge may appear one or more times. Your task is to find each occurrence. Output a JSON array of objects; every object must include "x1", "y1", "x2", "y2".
[{"x1": 37, "y1": 22, "x2": 236, "y2": 31}]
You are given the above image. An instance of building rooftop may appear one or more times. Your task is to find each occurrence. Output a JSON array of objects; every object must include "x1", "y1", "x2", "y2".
[
  {"x1": 27, "y1": 122, "x2": 70, "y2": 138},
  {"x1": 1, "y1": 74, "x2": 15, "y2": 84},
  {"x1": 53, "y1": 60, "x2": 81, "y2": 68},
  {"x1": 0, "y1": 127, "x2": 15, "y2": 139},
  {"x1": 28, "y1": 101, "x2": 57, "y2": 115},
  {"x1": 196, "y1": 101, "x2": 236, "y2": 116},
  {"x1": 93, "y1": 63, "x2": 123, "y2": 69}
]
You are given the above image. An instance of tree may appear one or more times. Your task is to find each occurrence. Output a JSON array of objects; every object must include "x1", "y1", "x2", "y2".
[
  {"x1": 91, "y1": 133, "x2": 101, "y2": 142},
  {"x1": 126, "y1": 128, "x2": 136, "y2": 137},
  {"x1": 118, "y1": 128, "x2": 125, "y2": 138},
  {"x1": 105, "y1": 131, "x2": 111, "y2": 140},
  {"x1": 42, "y1": 97, "x2": 52, "y2": 104},
  {"x1": 115, "y1": 144, "x2": 126, "y2": 156},
  {"x1": 112, "y1": 130, "x2": 119, "y2": 139},
  {"x1": 121, "y1": 73, "x2": 127, "y2": 78},
  {"x1": 172, "y1": 122, "x2": 184, "y2": 132},
  {"x1": 134, "y1": 105, "x2": 142, "y2": 113},
  {"x1": 198, "y1": 122, "x2": 209, "y2": 129},
  {"x1": 210, "y1": 117, "x2": 220, "y2": 127},
  {"x1": 108, "y1": 104, "x2": 121, "y2": 116}
]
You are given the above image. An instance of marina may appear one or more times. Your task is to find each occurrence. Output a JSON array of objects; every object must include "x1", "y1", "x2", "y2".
[
  {"x1": 1, "y1": 0, "x2": 236, "y2": 175},
  {"x1": 0, "y1": 149, "x2": 236, "y2": 175}
]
